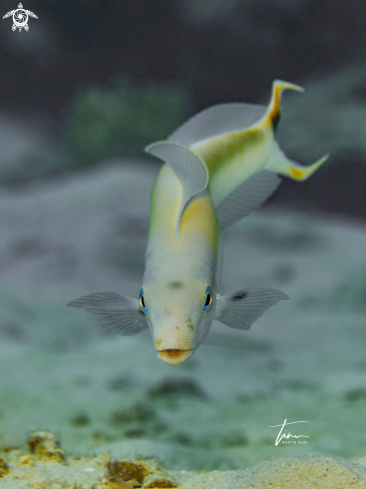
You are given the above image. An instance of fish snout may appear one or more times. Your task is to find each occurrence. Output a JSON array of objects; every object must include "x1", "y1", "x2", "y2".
[
  {"x1": 153, "y1": 324, "x2": 195, "y2": 351},
  {"x1": 152, "y1": 319, "x2": 197, "y2": 364},
  {"x1": 157, "y1": 349, "x2": 194, "y2": 365}
]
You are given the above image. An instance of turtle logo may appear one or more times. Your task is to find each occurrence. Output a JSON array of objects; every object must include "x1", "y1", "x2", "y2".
[{"x1": 3, "y1": 3, "x2": 38, "y2": 31}]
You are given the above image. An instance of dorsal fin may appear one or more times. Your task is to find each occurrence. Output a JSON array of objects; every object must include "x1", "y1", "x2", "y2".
[
  {"x1": 167, "y1": 80, "x2": 303, "y2": 148},
  {"x1": 145, "y1": 141, "x2": 208, "y2": 238},
  {"x1": 216, "y1": 171, "x2": 282, "y2": 230},
  {"x1": 167, "y1": 103, "x2": 266, "y2": 147}
]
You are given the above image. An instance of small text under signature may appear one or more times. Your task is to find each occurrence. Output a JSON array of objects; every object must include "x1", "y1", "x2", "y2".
[{"x1": 269, "y1": 419, "x2": 309, "y2": 446}]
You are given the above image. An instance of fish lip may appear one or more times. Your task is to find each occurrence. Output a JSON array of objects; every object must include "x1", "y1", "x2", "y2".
[
  {"x1": 156, "y1": 348, "x2": 193, "y2": 354},
  {"x1": 156, "y1": 349, "x2": 194, "y2": 365}
]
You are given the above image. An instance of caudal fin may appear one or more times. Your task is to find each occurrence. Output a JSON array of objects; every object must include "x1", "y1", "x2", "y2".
[{"x1": 265, "y1": 79, "x2": 304, "y2": 132}]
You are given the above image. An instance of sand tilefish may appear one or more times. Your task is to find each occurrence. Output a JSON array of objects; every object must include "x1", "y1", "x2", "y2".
[{"x1": 69, "y1": 80, "x2": 328, "y2": 365}]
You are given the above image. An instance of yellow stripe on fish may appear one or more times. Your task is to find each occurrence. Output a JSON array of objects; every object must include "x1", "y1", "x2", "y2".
[
  {"x1": 266, "y1": 80, "x2": 304, "y2": 131},
  {"x1": 68, "y1": 79, "x2": 329, "y2": 366},
  {"x1": 148, "y1": 165, "x2": 219, "y2": 264}
]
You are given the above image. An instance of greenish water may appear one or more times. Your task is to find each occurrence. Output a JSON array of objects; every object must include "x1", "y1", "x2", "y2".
[{"x1": 0, "y1": 164, "x2": 365, "y2": 470}]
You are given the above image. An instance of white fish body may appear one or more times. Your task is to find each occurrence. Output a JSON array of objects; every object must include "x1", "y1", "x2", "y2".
[{"x1": 69, "y1": 80, "x2": 328, "y2": 365}]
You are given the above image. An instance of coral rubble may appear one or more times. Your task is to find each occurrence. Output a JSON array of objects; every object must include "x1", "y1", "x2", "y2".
[{"x1": 1, "y1": 431, "x2": 366, "y2": 488}]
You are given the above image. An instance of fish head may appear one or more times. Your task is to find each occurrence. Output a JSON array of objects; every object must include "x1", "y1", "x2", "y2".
[{"x1": 140, "y1": 278, "x2": 216, "y2": 365}]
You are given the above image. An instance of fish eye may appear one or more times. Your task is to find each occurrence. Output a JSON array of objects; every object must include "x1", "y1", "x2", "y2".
[
  {"x1": 139, "y1": 289, "x2": 147, "y2": 313},
  {"x1": 204, "y1": 288, "x2": 212, "y2": 311}
]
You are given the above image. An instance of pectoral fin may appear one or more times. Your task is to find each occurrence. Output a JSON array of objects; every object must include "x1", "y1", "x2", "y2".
[
  {"x1": 215, "y1": 288, "x2": 288, "y2": 330},
  {"x1": 67, "y1": 292, "x2": 148, "y2": 336},
  {"x1": 146, "y1": 141, "x2": 208, "y2": 237},
  {"x1": 168, "y1": 103, "x2": 266, "y2": 147},
  {"x1": 216, "y1": 171, "x2": 282, "y2": 230},
  {"x1": 266, "y1": 141, "x2": 328, "y2": 181}
]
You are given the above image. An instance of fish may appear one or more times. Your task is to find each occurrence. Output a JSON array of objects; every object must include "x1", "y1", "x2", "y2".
[{"x1": 68, "y1": 80, "x2": 328, "y2": 366}]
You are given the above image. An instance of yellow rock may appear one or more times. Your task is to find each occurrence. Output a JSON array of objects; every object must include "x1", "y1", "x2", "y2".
[
  {"x1": 18, "y1": 455, "x2": 35, "y2": 467},
  {"x1": 28, "y1": 431, "x2": 64, "y2": 463},
  {"x1": 0, "y1": 456, "x2": 9, "y2": 477}
]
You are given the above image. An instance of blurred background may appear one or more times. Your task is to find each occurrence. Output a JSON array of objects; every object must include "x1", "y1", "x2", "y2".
[
  {"x1": 0, "y1": 0, "x2": 366, "y2": 473},
  {"x1": 1, "y1": 0, "x2": 366, "y2": 216}
]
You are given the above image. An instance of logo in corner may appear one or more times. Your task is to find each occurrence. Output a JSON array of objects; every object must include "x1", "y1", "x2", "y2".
[{"x1": 3, "y1": 3, "x2": 38, "y2": 32}]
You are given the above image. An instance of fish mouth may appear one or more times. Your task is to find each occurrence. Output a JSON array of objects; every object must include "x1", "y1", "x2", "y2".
[{"x1": 157, "y1": 349, "x2": 194, "y2": 365}]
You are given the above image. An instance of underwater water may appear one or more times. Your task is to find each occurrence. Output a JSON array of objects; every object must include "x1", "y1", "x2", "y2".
[
  {"x1": 0, "y1": 161, "x2": 366, "y2": 472},
  {"x1": 1, "y1": 0, "x2": 366, "y2": 484}
]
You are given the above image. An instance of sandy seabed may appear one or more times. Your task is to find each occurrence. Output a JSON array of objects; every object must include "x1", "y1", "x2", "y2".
[{"x1": 0, "y1": 161, "x2": 365, "y2": 476}]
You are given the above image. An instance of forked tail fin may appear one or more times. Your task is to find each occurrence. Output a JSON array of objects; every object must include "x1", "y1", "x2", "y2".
[{"x1": 262, "y1": 81, "x2": 329, "y2": 180}]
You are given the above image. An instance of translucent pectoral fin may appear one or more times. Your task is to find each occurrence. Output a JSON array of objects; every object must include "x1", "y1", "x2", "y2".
[
  {"x1": 215, "y1": 288, "x2": 288, "y2": 330},
  {"x1": 67, "y1": 292, "x2": 148, "y2": 336},
  {"x1": 216, "y1": 171, "x2": 282, "y2": 230},
  {"x1": 266, "y1": 141, "x2": 328, "y2": 181},
  {"x1": 146, "y1": 141, "x2": 208, "y2": 237}
]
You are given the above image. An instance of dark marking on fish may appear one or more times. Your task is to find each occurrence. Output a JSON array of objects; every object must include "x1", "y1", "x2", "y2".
[
  {"x1": 169, "y1": 281, "x2": 183, "y2": 289},
  {"x1": 186, "y1": 318, "x2": 194, "y2": 331},
  {"x1": 232, "y1": 292, "x2": 247, "y2": 301},
  {"x1": 272, "y1": 111, "x2": 281, "y2": 132}
]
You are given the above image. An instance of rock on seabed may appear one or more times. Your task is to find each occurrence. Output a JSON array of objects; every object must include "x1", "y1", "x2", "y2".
[{"x1": 0, "y1": 432, "x2": 366, "y2": 489}]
